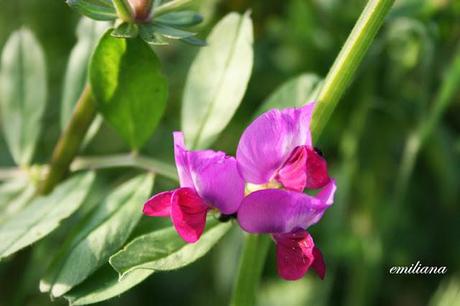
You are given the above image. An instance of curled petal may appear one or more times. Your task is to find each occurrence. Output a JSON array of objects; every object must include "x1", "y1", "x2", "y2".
[
  {"x1": 173, "y1": 132, "x2": 194, "y2": 188},
  {"x1": 171, "y1": 187, "x2": 208, "y2": 243},
  {"x1": 237, "y1": 180, "x2": 336, "y2": 234},
  {"x1": 275, "y1": 146, "x2": 307, "y2": 192},
  {"x1": 143, "y1": 190, "x2": 174, "y2": 217},
  {"x1": 273, "y1": 230, "x2": 325, "y2": 280},
  {"x1": 236, "y1": 103, "x2": 315, "y2": 184},
  {"x1": 173, "y1": 132, "x2": 245, "y2": 214},
  {"x1": 189, "y1": 154, "x2": 244, "y2": 214},
  {"x1": 305, "y1": 147, "x2": 330, "y2": 189}
]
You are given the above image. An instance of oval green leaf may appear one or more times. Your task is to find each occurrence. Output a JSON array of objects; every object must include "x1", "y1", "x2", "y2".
[
  {"x1": 110, "y1": 219, "x2": 231, "y2": 277},
  {"x1": 40, "y1": 174, "x2": 154, "y2": 298},
  {"x1": 181, "y1": 12, "x2": 254, "y2": 149},
  {"x1": 89, "y1": 31, "x2": 168, "y2": 149},
  {"x1": 0, "y1": 172, "x2": 95, "y2": 260},
  {"x1": 0, "y1": 28, "x2": 47, "y2": 166},
  {"x1": 67, "y1": 0, "x2": 118, "y2": 21}
]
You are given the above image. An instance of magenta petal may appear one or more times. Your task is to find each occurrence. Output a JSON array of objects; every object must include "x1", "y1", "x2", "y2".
[
  {"x1": 170, "y1": 187, "x2": 208, "y2": 243},
  {"x1": 311, "y1": 246, "x2": 326, "y2": 279},
  {"x1": 305, "y1": 147, "x2": 330, "y2": 189},
  {"x1": 238, "y1": 185, "x2": 334, "y2": 234},
  {"x1": 143, "y1": 190, "x2": 174, "y2": 217},
  {"x1": 276, "y1": 146, "x2": 307, "y2": 192},
  {"x1": 188, "y1": 154, "x2": 244, "y2": 214},
  {"x1": 273, "y1": 230, "x2": 321, "y2": 281},
  {"x1": 236, "y1": 103, "x2": 315, "y2": 184}
]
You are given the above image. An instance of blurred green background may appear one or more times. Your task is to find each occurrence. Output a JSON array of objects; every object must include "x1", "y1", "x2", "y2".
[{"x1": 0, "y1": 0, "x2": 459, "y2": 305}]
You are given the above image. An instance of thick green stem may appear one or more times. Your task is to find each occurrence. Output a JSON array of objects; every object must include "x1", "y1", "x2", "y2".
[
  {"x1": 39, "y1": 85, "x2": 97, "y2": 194},
  {"x1": 311, "y1": 0, "x2": 395, "y2": 141},
  {"x1": 230, "y1": 1, "x2": 395, "y2": 305},
  {"x1": 230, "y1": 234, "x2": 270, "y2": 306},
  {"x1": 71, "y1": 153, "x2": 178, "y2": 181},
  {"x1": 113, "y1": 0, "x2": 134, "y2": 22}
]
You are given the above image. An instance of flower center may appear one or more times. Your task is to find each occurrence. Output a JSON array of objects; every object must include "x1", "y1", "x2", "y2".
[{"x1": 244, "y1": 180, "x2": 282, "y2": 196}]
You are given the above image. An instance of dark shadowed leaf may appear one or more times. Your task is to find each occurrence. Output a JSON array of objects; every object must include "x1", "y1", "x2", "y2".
[
  {"x1": 110, "y1": 219, "x2": 231, "y2": 277},
  {"x1": 89, "y1": 32, "x2": 168, "y2": 149},
  {"x1": 0, "y1": 172, "x2": 95, "y2": 260},
  {"x1": 155, "y1": 11, "x2": 203, "y2": 27},
  {"x1": 111, "y1": 22, "x2": 139, "y2": 38},
  {"x1": 0, "y1": 28, "x2": 47, "y2": 166},
  {"x1": 181, "y1": 12, "x2": 253, "y2": 149},
  {"x1": 67, "y1": 0, "x2": 118, "y2": 21},
  {"x1": 40, "y1": 174, "x2": 153, "y2": 298}
]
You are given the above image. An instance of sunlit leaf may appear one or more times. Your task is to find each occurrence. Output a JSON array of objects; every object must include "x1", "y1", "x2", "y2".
[
  {"x1": 0, "y1": 172, "x2": 95, "y2": 260},
  {"x1": 181, "y1": 12, "x2": 253, "y2": 149},
  {"x1": 40, "y1": 174, "x2": 154, "y2": 298},
  {"x1": 61, "y1": 18, "x2": 108, "y2": 130},
  {"x1": 110, "y1": 219, "x2": 231, "y2": 277},
  {"x1": 0, "y1": 177, "x2": 35, "y2": 225},
  {"x1": 64, "y1": 264, "x2": 152, "y2": 306},
  {"x1": 0, "y1": 28, "x2": 47, "y2": 166},
  {"x1": 255, "y1": 73, "x2": 323, "y2": 116},
  {"x1": 67, "y1": 0, "x2": 118, "y2": 21},
  {"x1": 89, "y1": 31, "x2": 168, "y2": 149}
]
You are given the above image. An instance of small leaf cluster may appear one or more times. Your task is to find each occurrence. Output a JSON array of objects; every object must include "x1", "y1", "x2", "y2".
[{"x1": 68, "y1": 0, "x2": 206, "y2": 46}]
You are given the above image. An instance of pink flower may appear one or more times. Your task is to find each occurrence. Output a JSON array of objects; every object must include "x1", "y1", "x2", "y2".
[
  {"x1": 236, "y1": 102, "x2": 337, "y2": 280},
  {"x1": 143, "y1": 132, "x2": 245, "y2": 243}
]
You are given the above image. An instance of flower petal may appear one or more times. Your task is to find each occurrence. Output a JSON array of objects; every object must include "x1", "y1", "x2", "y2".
[
  {"x1": 237, "y1": 180, "x2": 336, "y2": 234},
  {"x1": 275, "y1": 146, "x2": 307, "y2": 192},
  {"x1": 143, "y1": 190, "x2": 174, "y2": 217},
  {"x1": 188, "y1": 154, "x2": 244, "y2": 214},
  {"x1": 173, "y1": 132, "x2": 194, "y2": 188},
  {"x1": 236, "y1": 103, "x2": 315, "y2": 184},
  {"x1": 273, "y1": 230, "x2": 325, "y2": 280},
  {"x1": 171, "y1": 187, "x2": 208, "y2": 243},
  {"x1": 305, "y1": 147, "x2": 330, "y2": 189}
]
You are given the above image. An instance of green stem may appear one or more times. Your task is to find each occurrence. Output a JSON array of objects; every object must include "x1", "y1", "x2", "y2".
[
  {"x1": 153, "y1": 0, "x2": 192, "y2": 16},
  {"x1": 311, "y1": 0, "x2": 395, "y2": 140},
  {"x1": 39, "y1": 85, "x2": 97, "y2": 194},
  {"x1": 230, "y1": 1, "x2": 395, "y2": 305},
  {"x1": 113, "y1": 0, "x2": 134, "y2": 22},
  {"x1": 71, "y1": 153, "x2": 178, "y2": 181},
  {"x1": 230, "y1": 234, "x2": 270, "y2": 306}
]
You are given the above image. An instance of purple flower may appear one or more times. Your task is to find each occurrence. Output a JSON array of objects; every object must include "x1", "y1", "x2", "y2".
[
  {"x1": 236, "y1": 102, "x2": 337, "y2": 280},
  {"x1": 143, "y1": 132, "x2": 245, "y2": 243}
]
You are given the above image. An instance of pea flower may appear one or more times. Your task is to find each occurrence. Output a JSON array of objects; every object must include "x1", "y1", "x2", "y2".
[
  {"x1": 143, "y1": 132, "x2": 244, "y2": 243},
  {"x1": 236, "y1": 102, "x2": 337, "y2": 280}
]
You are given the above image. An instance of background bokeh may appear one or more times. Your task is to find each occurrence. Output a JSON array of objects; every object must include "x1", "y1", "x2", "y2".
[{"x1": 0, "y1": 0, "x2": 459, "y2": 305}]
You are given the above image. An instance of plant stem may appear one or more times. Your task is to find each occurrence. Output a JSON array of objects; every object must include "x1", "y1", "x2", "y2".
[
  {"x1": 39, "y1": 85, "x2": 97, "y2": 194},
  {"x1": 71, "y1": 153, "x2": 178, "y2": 181},
  {"x1": 153, "y1": 0, "x2": 192, "y2": 16},
  {"x1": 230, "y1": 1, "x2": 395, "y2": 305},
  {"x1": 230, "y1": 234, "x2": 270, "y2": 306},
  {"x1": 311, "y1": 0, "x2": 395, "y2": 141},
  {"x1": 113, "y1": 0, "x2": 134, "y2": 22}
]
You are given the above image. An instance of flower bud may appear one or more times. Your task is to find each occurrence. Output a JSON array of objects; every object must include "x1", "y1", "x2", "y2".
[{"x1": 128, "y1": 0, "x2": 153, "y2": 22}]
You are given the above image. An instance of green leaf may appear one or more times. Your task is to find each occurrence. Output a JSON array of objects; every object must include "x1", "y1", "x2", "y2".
[
  {"x1": 180, "y1": 35, "x2": 206, "y2": 46},
  {"x1": 0, "y1": 177, "x2": 35, "y2": 225},
  {"x1": 64, "y1": 264, "x2": 152, "y2": 305},
  {"x1": 181, "y1": 12, "x2": 254, "y2": 149},
  {"x1": 139, "y1": 25, "x2": 169, "y2": 45},
  {"x1": 0, "y1": 172, "x2": 95, "y2": 260},
  {"x1": 111, "y1": 22, "x2": 139, "y2": 38},
  {"x1": 40, "y1": 174, "x2": 154, "y2": 298},
  {"x1": 89, "y1": 31, "x2": 168, "y2": 149},
  {"x1": 0, "y1": 28, "x2": 47, "y2": 166},
  {"x1": 155, "y1": 11, "x2": 203, "y2": 27},
  {"x1": 67, "y1": 0, "x2": 118, "y2": 21},
  {"x1": 61, "y1": 18, "x2": 108, "y2": 129},
  {"x1": 110, "y1": 219, "x2": 231, "y2": 277},
  {"x1": 255, "y1": 73, "x2": 323, "y2": 116},
  {"x1": 151, "y1": 22, "x2": 196, "y2": 39}
]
